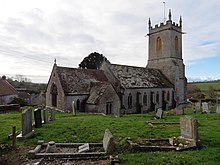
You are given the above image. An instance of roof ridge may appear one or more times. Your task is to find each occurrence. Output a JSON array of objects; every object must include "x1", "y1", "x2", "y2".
[{"x1": 110, "y1": 63, "x2": 161, "y2": 70}]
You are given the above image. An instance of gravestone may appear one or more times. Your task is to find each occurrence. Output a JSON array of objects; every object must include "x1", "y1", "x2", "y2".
[
  {"x1": 103, "y1": 129, "x2": 115, "y2": 154},
  {"x1": 195, "y1": 102, "x2": 201, "y2": 112},
  {"x1": 72, "y1": 101, "x2": 76, "y2": 115},
  {"x1": 51, "y1": 108, "x2": 56, "y2": 121},
  {"x1": 78, "y1": 143, "x2": 90, "y2": 153},
  {"x1": 17, "y1": 108, "x2": 34, "y2": 139},
  {"x1": 216, "y1": 105, "x2": 220, "y2": 113},
  {"x1": 180, "y1": 116, "x2": 199, "y2": 142},
  {"x1": 34, "y1": 108, "x2": 42, "y2": 128},
  {"x1": 202, "y1": 102, "x2": 210, "y2": 114},
  {"x1": 155, "y1": 108, "x2": 163, "y2": 119},
  {"x1": 43, "y1": 108, "x2": 49, "y2": 124}
]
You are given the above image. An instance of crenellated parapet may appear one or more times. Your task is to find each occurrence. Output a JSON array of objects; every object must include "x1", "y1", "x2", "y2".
[{"x1": 148, "y1": 9, "x2": 182, "y2": 35}]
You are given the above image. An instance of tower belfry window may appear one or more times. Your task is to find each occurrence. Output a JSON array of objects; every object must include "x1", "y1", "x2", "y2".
[
  {"x1": 175, "y1": 36, "x2": 178, "y2": 50},
  {"x1": 156, "y1": 37, "x2": 162, "y2": 51}
]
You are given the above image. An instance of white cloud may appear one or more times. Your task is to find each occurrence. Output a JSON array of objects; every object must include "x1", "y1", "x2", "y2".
[{"x1": 0, "y1": 0, "x2": 220, "y2": 83}]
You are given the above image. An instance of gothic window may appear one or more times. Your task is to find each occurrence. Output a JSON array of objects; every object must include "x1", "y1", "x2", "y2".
[
  {"x1": 175, "y1": 36, "x2": 178, "y2": 50},
  {"x1": 167, "y1": 91, "x2": 170, "y2": 101},
  {"x1": 106, "y1": 102, "x2": 112, "y2": 114},
  {"x1": 156, "y1": 37, "x2": 162, "y2": 51},
  {"x1": 143, "y1": 93, "x2": 147, "y2": 105},
  {"x1": 128, "y1": 93, "x2": 132, "y2": 108},
  {"x1": 76, "y1": 99, "x2": 80, "y2": 111},
  {"x1": 50, "y1": 83, "x2": 58, "y2": 107},
  {"x1": 156, "y1": 92, "x2": 159, "y2": 103}
]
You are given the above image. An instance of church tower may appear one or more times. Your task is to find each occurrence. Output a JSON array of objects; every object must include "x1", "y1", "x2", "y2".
[{"x1": 147, "y1": 9, "x2": 187, "y2": 106}]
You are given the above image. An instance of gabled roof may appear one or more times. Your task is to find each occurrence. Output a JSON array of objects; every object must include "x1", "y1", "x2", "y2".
[
  {"x1": 56, "y1": 66, "x2": 108, "y2": 95},
  {"x1": 0, "y1": 78, "x2": 17, "y2": 96},
  {"x1": 86, "y1": 82, "x2": 113, "y2": 104},
  {"x1": 108, "y1": 64, "x2": 173, "y2": 88}
]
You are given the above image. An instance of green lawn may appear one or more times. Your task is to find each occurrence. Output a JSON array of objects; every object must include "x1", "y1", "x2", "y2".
[
  {"x1": 190, "y1": 81, "x2": 220, "y2": 91},
  {"x1": 0, "y1": 109, "x2": 220, "y2": 164}
]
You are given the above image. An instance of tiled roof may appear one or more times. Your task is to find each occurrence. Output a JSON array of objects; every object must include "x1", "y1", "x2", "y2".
[
  {"x1": 86, "y1": 82, "x2": 112, "y2": 104},
  {"x1": 108, "y1": 64, "x2": 173, "y2": 88},
  {"x1": 56, "y1": 66, "x2": 108, "y2": 95},
  {"x1": 0, "y1": 79, "x2": 17, "y2": 96}
]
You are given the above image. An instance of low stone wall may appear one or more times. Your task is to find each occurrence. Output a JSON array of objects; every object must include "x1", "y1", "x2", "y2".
[{"x1": 0, "y1": 104, "x2": 20, "y2": 114}]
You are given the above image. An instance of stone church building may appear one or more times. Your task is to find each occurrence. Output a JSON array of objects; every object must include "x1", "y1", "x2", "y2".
[{"x1": 46, "y1": 10, "x2": 187, "y2": 115}]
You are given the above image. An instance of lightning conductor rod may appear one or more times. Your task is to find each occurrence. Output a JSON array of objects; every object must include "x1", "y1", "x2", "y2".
[{"x1": 163, "y1": 2, "x2": 166, "y2": 23}]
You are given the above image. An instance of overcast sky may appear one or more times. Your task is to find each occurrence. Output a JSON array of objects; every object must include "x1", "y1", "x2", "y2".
[{"x1": 0, "y1": 0, "x2": 220, "y2": 83}]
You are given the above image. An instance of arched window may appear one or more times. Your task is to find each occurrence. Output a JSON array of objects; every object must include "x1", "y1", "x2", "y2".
[
  {"x1": 128, "y1": 93, "x2": 132, "y2": 108},
  {"x1": 50, "y1": 83, "x2": 58, "y2": 107},
  {"x1": 156, "y1": 37, "x2": 162, "y2": 51},
  {"x1": 76, "y1": 99, "x2": 80, "y2": 111},
  {"x1": 143, "y1": 93, "x2": 147, "y2": 105},
  {"x1": 175, "y1": 36, "x2": 178, "y2": 50},
  {"x1": 167, "y1": 91, "x2": 170, "y2": 101},
  {"x1": 106, "y1": 102, "x2": 112, "y2": 114},
  {"x1": 156, "y1": 92, "x2": 159, "y2": 103}
]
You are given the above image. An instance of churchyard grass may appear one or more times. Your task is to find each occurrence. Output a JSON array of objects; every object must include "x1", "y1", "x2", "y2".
[{"x1": 0, "y1": 109, "x2": 220, "y2": 164}]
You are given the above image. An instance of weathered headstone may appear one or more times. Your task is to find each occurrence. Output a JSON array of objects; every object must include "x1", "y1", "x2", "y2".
[
  {"x1": 155, "y1": 108, "x2": 163, "y2": 119},
  {"x1": 180, "y1": 116, "x2": 199, "y2": 142},
  {"x1": 202, "y1": 102, "x2": 210, "y2": 114},
  {"x1": 103, "y1": 129, "x2": 115, "y2": 154},
  {"x1": 34, "y1": 108, "x2": 42, "y2": 128},
  {"x1": 195, "y1": 102, "x2": 201, "y2": 112},
  {"x1": 216, "y1": 104, "x2": 220, "y2": 113},
  {"x1": 43, "y1": 108, "x2": 49, "y2": 124},
  {"x1": 72, "y1": 101, "x2": 76, "y2": 115},
  {"x1": 78, "y1": 143, "x2": 90, "y2": 153},
  {"x1": 51, "y1": 108, "x2": 56, "y2": 121},
  {"x1": 17, "y1": 108, "x2": 34, "y2": 139}
]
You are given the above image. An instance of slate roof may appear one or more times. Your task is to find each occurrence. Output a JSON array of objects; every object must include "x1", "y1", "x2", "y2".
[
  {"x1": 108, "y1": 64, "x2": 173, "y2": 88},
  {"x1": 0, "y1": 78, "x2": 17, "y2": 96},
  {"x1": 56, "y1": 66, "x2": 108, "y2": 95},
  {"x1": 86, "y1": 82, "x2": 112, "y2": 104}
]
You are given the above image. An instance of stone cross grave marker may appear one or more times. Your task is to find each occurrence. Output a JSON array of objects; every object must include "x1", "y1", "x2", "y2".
[
  {"x1": 103, "y1": 129, "x2": 115, "y2": 154},
  {"x1": 195, "y1": 102, "x2": 201, "y2": 112},
  {"x1": 17, "y1": 108, "x2": 34, "y2": 139},
  {"x1": 202, "y1": 102, "x2": 210, "y2": 114},
  {"x1": 34, "y1": 108, "x2": 42, "y2": 128},
  {"x1": 155, "y1": 108, "x2": 163, "y2": 119},
  {"x1": 216, "y1": 104, "x2": 220, "y2": 113},
  {"x1": 72, "y1": 101, "x2": 76, "y2": 115},
  {"x1": 180, "y1": 116, "x2": 199, "y2": 142}
]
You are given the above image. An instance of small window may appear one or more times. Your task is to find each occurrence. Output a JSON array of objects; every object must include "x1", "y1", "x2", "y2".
[
  {"x1": 167, "y1": 91, "x2": 170, "y2": 101},
  {"x1": 175, "y1": 36, "x2": 178, "y2": 50},
  {"x1": 143, "y1": 93, "x2": 147, "y2": 105},
  {"x1": 156, "y1": 92, "x2": 159, "y2": 103},
  {"x1": 128, "y1": 93, "x2": 132, "y2": 108},
  {"x1": 156, "y1": 37, "x2": 162, "y2": 51},
  {"x1": 76, "y1": 99, "x2": 80, "y2": 111},
  {"x1": 106, "y1": 102, "x2": 112, "y2": 114}
]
